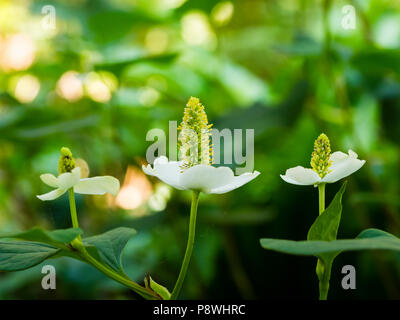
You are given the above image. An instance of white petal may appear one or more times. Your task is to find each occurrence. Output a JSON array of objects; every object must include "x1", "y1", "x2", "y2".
[
  {"x1": 37, "y1": 188, "x2": 67, "y2": 201},
  {"x1": 57, "y1": 167, "x2": 81, "y2": 190},
  {"x1": 322, "y1": 150, "x2": 365, "y2": 183},
  {"x1": 179, "y1": 165, "x2": 234, "y2": 193},
  {"x1": 74, "y1": 176, "x2": 120, "y2": 195},
  {"x1": 154, "y1": 156, "x2": 169, "y2": 165},
  {"x1": 348, "y1": 149, "x2": 358, "y2": 158},
  {"x1": 142, "y1": 164, "x2": 154, "y2": 175},
  {"x1": 142, "y1": 157, "x2": 184, "y2": 190},
  {"x1": 209, "y1": 171, "x2": 260, "y2": 194},
  {"x1": 280, "y1": 166, "x2": 321, "y2": 186},
  {"x1": 329, "y1": 150, "x2": 359, "y2": 168},
  {"x1": 329, "y1": 151, "x2": 348, "y2": 163},
  {"x1": 40, "y1": 173, "x2": 59, "y2": 188}
]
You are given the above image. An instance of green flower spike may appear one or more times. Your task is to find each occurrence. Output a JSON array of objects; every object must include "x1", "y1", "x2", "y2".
[
  {"x1": 310, "y1": 133, "x2": 332, "y2": 178},
  {"x1": 58, "y1": 147, "x2": 76, "y2": 174},
  {"x1": 178, "y1": 96, "x2": 213, "y2": 169}
]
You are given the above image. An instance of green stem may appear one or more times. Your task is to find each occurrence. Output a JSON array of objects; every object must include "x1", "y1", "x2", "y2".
[
  {"x1": 316, "y1": 258, "x2": 332, "y2": 300},
  {"x1": 77, "y1": 245, "x2": 159, "y2": 300},
  {"x1": 68, "y1": 188, "x2": 81, "y2": 241},
  {"x1": 318, "y1": 183, "x2": 325, "y2": 216},
  {"x1": 170, "y1": 190, "x2": 200, "y2": 300},
  {"x1": 316, "y1": 183, "x2": 331, "y2": 300},
  {"x1": 67, "y1": 188, "x2": 158, "y2": 300}
]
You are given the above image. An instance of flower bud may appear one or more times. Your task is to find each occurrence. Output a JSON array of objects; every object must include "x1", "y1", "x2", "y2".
[{"x1": 144, "y1": 272, "x2": 171, "y2": 300}]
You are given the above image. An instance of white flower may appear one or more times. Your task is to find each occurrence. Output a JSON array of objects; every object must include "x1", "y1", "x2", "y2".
[
  {"x1": 144, "y1": 97, "x2": 260, "y2": 194},
  {"x1": 37, "y1": 167, "x2": 120, "y2": 201},
  {"x1": 143, "y1": 156, "x2": 260, "y2": 194},
  {"x1": 280, "y1": 150, "x2": 365, "y2": 186}
]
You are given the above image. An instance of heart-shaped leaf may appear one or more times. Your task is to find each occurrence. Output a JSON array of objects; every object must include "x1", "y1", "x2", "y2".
[
  {"x1": 83, "y1": 227, "x2": 137, "y2": 273},
  {"x1": 260, "y1": 183, "x2": 348, "y2": 261},
  {"x1": 260, "y1": 228, "x2": 400, "y2": 255},
  {"x1": 307, "y1": 182, "x2": 347, "y2": 264},
  {"x1": 0, "y1": 241, "x2": 59, "y2": 271},
  {"x1": 0, "y1": 227, "x2": 82, "y2": 249},
  {"x1": 308, "y1": 182, "x2": 347, "y2": 242}
]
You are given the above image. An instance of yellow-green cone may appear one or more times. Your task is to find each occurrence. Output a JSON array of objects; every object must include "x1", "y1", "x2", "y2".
[
  {"x1": 58, "y1": 147, "x2": 76, "y2": 174},
  {"x1": 178, "y1": 97, "x2": 213, "y2": 169},
  {"x1": 310, "y1": 133, "x2": 332, "y2": 178}
]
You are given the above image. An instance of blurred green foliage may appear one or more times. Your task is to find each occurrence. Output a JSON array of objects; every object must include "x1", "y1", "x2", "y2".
[{"x1": 0, "y1": 0, "x2": 399, "y2": 299}]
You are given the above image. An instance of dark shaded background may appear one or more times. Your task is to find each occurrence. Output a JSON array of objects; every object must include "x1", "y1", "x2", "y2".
[{"x1": 0, "y1": 0, "x2": 399, "y2": 299}]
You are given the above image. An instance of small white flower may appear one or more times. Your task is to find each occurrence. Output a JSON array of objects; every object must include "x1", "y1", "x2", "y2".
[
  {"x1": 280, "y1": 149, "x2": 365, "y2": 186},
  {"x1": 37, "y1": 167, "x2": 120, "y2": 201},
  {"x1": 144, "y1": 97, "x2": 260, "y2": 194},
  {"x1": 143, "y1": 156, "x2": 260, "y2": 194}
]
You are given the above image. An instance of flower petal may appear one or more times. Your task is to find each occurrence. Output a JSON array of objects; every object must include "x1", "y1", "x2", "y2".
[
  {"x1": 57, "y1": 167, "x2": 81, "y2": 190},
  {"x1": 329, "y1": 151, "x2": 348, "y2": 163},
  {"x1": 74, "y1": 176, "x2": 120, "y2": 196},
  {"x1": 280, "y1": 166, "x2": 321, "y2": 185},
  {"x1": 322, "y1": 150, "x2": 365, "y2": 183},
  {"x1": 209, "y1": 171, "x2": 260, "y2": 194},
  {"x1": 40, "y1": 173, "x2": 59, "y2": 188},
  {"x1": 143, "y1": 157, "x2": 260, "y2": 193},
  {"x1": 142, "y1": 157, "x2": 184, "y2": 190},
  {"x1": 179, "y1": 165, "x2": 234, "y2": 193},
  {"x1": 37, "y1": 188, "x2": 67, "y2": 201}
]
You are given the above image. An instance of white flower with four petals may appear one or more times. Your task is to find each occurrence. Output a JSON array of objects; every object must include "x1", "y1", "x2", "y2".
[
  {"x1": 37, "y1": 167, "x2": 120, "y2": 201},
  {"x1": 280, "y1": 149, "x2": 365, "y2": 186},
  {"x1": 143, "y1": 156, "x2": 260, "y2": 194}
]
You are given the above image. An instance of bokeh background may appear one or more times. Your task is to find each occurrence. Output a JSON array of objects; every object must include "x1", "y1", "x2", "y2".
[{"x1": 0, "y1": 0, "x2": 399, "y2": 299}]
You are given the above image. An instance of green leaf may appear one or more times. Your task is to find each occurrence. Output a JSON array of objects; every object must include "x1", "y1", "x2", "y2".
[
  {"x1": 307, "y1": 182, "x2": 347, "y2": 242},
  {"x1": 260, "y1": 228, "x2": 400, "y2": 256},
  {"x1": 0, "y1": 228, "x2": 83, "y2": 271},
  {"x1": 0, "y1": 241, "x2": 59, "y2": 271},
  {"x1": 0, "y1": 227, "x2": 82, "y2": 249},
  {"x1": 307, "y1": 182, "x2": 347, "y2": 267},
  {"x1": 260, "y1": 184, "x2": 400, "y2": 262},
  {"x1": 83, "y1": 227, "x2": 137, "y2": 273},
  {"x1": 144, "y1": 273, "x2": 171, "y2": 300}
]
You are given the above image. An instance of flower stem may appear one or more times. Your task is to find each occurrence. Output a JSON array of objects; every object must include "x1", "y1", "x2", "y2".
[
  {"x1": 318, "y1": 183, "x2": 325, "y2": 216},
  {"x1": 68, "y1": 188, "x2": 81, "y2": 241},
  {"x1": 316, "y1": 183, "x2": 331, "y2": 300},
  {"x1": 76, "y1": 245, "x2": 159, "y2": 300},
  {"x1": 316, "y1": 258, "x2": 332, "y2": 300},
  {"x1": 66, "y1": 188, "x2": 158, "y2": 300},
  {"x1": 170, "y1": 190, "x2": 200, "y2": 300}
]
